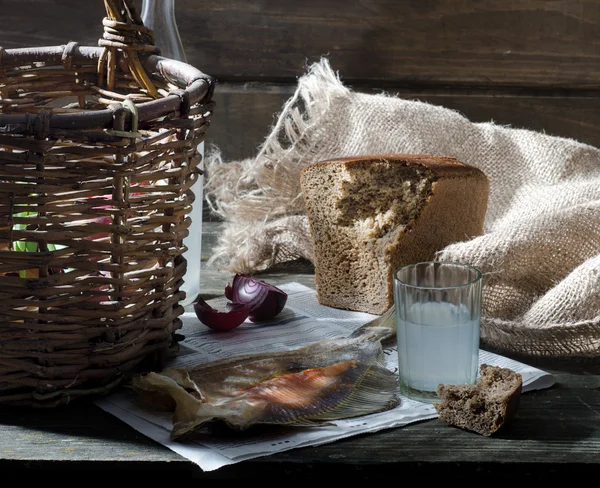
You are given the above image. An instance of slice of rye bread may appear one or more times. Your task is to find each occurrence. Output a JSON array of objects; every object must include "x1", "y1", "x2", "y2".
[
  {"x1": 300, "y1": 154, "x2": 489, "y2": 315},
  {"x1": 434, "y1": 364, "x2": 523, "y2": 436}
]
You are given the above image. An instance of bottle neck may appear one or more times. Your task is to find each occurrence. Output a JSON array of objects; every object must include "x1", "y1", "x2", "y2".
[{"x1": 141, "y1": 0, "x2": 187, "y2": 63}]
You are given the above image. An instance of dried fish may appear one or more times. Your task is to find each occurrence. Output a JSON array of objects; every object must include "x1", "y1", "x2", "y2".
[{"x1": 132, "y1": 305, "x2": 400, "y2": 440}]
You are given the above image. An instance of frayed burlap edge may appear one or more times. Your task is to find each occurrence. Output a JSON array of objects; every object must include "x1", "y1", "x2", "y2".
[{"x1": 203, "y1": 59, "x2": 346, "y2": 272}]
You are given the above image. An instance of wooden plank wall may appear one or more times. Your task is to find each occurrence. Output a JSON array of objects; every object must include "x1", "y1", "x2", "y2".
[{"x1": 2, "y1": 0, "x2": 600, "y2": 171}]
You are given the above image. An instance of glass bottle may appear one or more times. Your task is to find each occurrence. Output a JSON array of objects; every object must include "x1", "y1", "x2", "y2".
[
  {"x1": 142, "y1": 0, "x2": 204, "y2": 307},
  {"x1": 141, "y1": 0, "x2": 187, "y2": 62}
]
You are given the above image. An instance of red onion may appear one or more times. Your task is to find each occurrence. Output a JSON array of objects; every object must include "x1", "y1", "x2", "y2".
[
  {"x1": 193, "y1": 274, "x2": 287, "y2": 331},
  {"x1": 193, "y1": 297, "x2": 250, "y2": 332},
  {"x1": 225, "y1": 274, "x2": 288, "y2": 322}
]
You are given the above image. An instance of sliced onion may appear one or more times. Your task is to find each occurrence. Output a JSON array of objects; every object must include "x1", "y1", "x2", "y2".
[
  {"x1": 225, "y1": 273, "x2": 288, "y2": 322},
  {"x1": 193, "y1": 297, "x2": 250, "y2": 331}
]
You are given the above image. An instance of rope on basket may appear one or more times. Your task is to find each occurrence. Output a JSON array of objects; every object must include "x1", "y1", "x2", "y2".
[{"x1": 98, "y1": 0, "x2": 160, "y2": 98}]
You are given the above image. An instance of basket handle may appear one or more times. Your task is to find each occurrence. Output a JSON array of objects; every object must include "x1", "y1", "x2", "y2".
[{"x1": 98, "y1": 0, "x2": 160, "y2": 98}]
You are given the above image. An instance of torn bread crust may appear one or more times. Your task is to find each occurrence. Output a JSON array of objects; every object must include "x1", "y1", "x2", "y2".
[{"x1": 300, "y1": 154, "x2": 489, "y2": 315}]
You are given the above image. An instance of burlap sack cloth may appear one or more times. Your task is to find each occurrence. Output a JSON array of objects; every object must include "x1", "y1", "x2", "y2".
[{"x1": 204, "y1": 58, "x2": 600, "y2": 360}]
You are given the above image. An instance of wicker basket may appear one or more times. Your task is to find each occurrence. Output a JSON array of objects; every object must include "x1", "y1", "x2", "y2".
[{"x1": 0, "y1": 0, "x2": 214, "y2": 407}]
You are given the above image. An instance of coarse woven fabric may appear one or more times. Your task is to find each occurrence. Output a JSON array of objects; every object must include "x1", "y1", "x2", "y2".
[{"x1": 203, "y1": 57, "x2": 600, "y2": 359}]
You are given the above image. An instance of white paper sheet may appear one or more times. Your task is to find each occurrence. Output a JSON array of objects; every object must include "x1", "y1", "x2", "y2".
[{"x1": 95, "y1": 282, "x2": 556, "y2": 471}]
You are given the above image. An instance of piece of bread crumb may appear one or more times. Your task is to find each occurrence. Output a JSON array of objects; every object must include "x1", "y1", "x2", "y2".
[{"x1": 434, "y1": 364, "x2": 523, "y2": 436}]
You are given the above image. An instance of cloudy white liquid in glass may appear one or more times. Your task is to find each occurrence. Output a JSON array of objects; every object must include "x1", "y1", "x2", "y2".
[{"x1": 396, "y1": 301, "x2": 480, "y2": 393}]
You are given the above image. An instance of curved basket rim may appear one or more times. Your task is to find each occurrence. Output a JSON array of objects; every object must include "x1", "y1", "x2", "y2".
[{"x1": 0, "y1": 45, "x2": 214, "y2": 133}]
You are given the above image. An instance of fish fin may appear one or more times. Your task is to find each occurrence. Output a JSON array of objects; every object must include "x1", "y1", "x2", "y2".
[
  {"x1": 312, "y1": 344, "x2": 401, "y2": 421},
  {"x1": 222, "y1": 418, "x2": 337, "y2": 431},
  {"x1": 349, "y1": 304, "x2": 396, "y2": 343}
]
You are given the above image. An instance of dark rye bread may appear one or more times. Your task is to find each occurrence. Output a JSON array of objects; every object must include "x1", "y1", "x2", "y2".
[
  {"x1": 300, "y1": 154, "x2": 489, "y2": 314},
  {"x1": 435, "y1": 364, "x2": 523, "y2": 436}
]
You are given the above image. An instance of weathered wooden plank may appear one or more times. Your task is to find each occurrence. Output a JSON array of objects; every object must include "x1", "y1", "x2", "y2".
[
  {"x1": 3, "y1": 0, "x2": 600, "y2": 88},
  {"x1": 1, "y1": 370, "x2": 600, "y2": 481},
  {"x1": 205, "y1": 82, "x2": 289, "y2": 163},
  {"x1": 177, "y1": 0, "x2": 600, "y2": 88},
  {"x1": 0, "y1": 401, "x2": 185, "y2": 463},
  {"x1": 206, "y1": 82, "x2": 600, "y2": 161}
]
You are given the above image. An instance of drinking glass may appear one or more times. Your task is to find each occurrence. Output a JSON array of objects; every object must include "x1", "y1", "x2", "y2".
[{"x1": 393, "y1": 261, "x2": 483, "y2": 403}]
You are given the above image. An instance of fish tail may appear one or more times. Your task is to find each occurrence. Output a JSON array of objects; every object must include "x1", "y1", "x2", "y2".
[{"x1": 133, "y1": 372, "x2": 218, "y2": 439}]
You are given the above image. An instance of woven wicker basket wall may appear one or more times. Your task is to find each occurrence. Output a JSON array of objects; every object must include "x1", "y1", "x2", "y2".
[{"x1": 0, "y1": 0, "x2": 214, "y2": 407}]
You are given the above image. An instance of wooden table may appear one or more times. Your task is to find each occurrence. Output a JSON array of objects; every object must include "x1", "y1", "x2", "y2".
[{"x1": 2, "y1": 222, "x2": 600, "y2": 481}]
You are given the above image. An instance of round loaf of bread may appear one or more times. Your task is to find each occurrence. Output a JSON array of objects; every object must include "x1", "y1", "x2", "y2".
[{"x1": 300, "y1": 154, "x2": 489, "y2": 315}]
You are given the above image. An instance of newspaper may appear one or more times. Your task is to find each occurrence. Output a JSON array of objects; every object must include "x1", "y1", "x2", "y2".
[{"x1": 95, "y1": 282, "x2": 556, "y2": 472}]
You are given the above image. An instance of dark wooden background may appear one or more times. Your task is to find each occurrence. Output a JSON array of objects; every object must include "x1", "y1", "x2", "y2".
[{"x1": 3, "y1": 0, "x2": 600, "y2": 162}]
